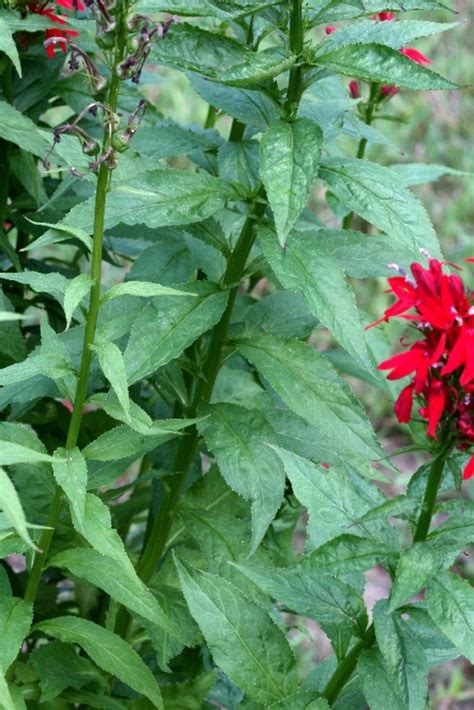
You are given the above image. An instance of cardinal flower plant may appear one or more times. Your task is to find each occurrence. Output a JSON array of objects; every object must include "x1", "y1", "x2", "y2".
[{"x1": 0, "y1": 1, "x2": 472, "y2": 708}]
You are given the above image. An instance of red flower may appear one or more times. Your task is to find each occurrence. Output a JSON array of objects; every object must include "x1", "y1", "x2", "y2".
[
  {"x1": 464, "y1": 455, "x2": 474, "y2": 480},
  {"x1": 27, "y1": 2, "x2": 80, "y2": 58},
  {"x1": 56, "y1": 0, "x2": 85, "y2": 9},
  {"x1": 400, "y1": 47, "x2": 432, "y2": 66},
  {"x1": 372, "y1": 257, "x2": 474, "y2": 480},
  {"x1": 325, "y1": 26, "x2": 337, "y2": 35}
]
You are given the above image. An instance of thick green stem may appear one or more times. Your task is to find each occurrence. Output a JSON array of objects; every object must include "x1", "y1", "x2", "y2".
[
  {"x1": 22, "y1": 5, "x2": 128, "y2": 609},
  {"x1": 322, "y1": 439, "x2": 453, "y2": 705},
  {"x1": 413, "y1": 439, "x2": 453, "y2": 542},
  {"x1": 342, "y1": 82, "x2": 378, "y2": 230},
  {"x1": 114, "y1": 204, "x2": 265, "y2": 638},
  {"x1": 285, "y1": 0, "x2": 304, "y2": 115},
  {"x1": 322, "y1": 625, "x2": 376, "y2": 705}
]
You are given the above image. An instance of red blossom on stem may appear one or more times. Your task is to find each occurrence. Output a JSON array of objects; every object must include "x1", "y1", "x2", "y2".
[
  {"x1": 27, "y1": 1, "x2": 82, "y2": 58},
  {"x1": 371, "y1": 256, "x2": 474, "y2": 480}
]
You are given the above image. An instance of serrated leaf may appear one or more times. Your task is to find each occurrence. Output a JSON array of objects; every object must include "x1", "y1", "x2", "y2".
[
  {"x1": 0, "y1": 442, "x2": 58, "y2": 466},
  {"x1": 357, "y1": 649, "x2": 410, "y2": 710},
  {"x1": 0, "y1": 467, "x2": 38, "y2": 551},
  {"x1": 82, "y1": 424, "x2": 182, "y2": 462},
  {"x1": 259, "y1": 225, "x2": 371, "y2": 370},
  {"x1": 101, "y1": 280, "x2": 192, "y2": 304},
  {"x1": 236, "y1": 562, "x2": 367, "y2": 650},
  {"x1": 52, "y1": 448, "x2": 87, "y2": 535},
  {"x1": 0, "y1": 270, "x2": 69, "y2": 304},
  {"x1": 271, "y1": 446, "x2": 388, "y2": 548},
  {"x1": 304, "y1": 534, "x2": 396, "y2": 575},
  {"x1": 426, "y1": 571, "x2": 474, "y2": 662},
  {"x1": 175, "y1": 558, "x2": 299, "y2": 704},
  {"x1": 0, "y1": 598, "x2": 32, "y2": 673},
  {"x1": 309, "y1": 1, "x2": 451, "y2": 25},
  {"x1": 391, "y1": 163, "x2": 473, "y2": 186},
  {"x1": 316, "y1": 19, "x2": 457, "y2": 54},
  {"x1": 319, "y1": 158, "x2": 441, "y2": 258},
  {"x1": 23, "y1": 220, "x2": 93, "y2": 252},
  {"x1": 260, "y1": 119, "x2": 322, "y2": 247},
  {"x1": 0, "y1": 18, "x2": 21, "y2": 76},
  {"x1": 63, "y1": 274, "x2": 92, "y2": 330},
  {"x1": 404, "y1": 606, "x2": 459, "y2": 668},
  {"x1": 51, "y1": 548, "x2": 183, "y2": 641},
  {"x1": 237, "y1": 335, "x2": 382, "y2": 461},
  {"x1": 198, "y1": 403, "x2": 286, "y2": 554},
  {"x1": 190, "y1": 74, "x2": 283, "y2": 130},
  {"x1": 389, "y1": 543, "x2": 439, "y2": 611},
  {"x1": 35, "y1": 617, "x2": 164, "y2": 709},
  {"x1": 94, "y1": 341, "x2": 130, "y2": 417},
  {"x1": 30, "y1": 641, "x2": 106, "y2": 703},
  {"x1": 40, "y1": 169, "x2": 235, "y2": 243},
  {"x1": 124, "y1": 282, "x2": 228, "y2": 385},
  {"x1": 373, "y1": 600, "x2": 429, "y2": 709},
  {"x1": 314, "y1": 43, "x2": 456, "y2": 89}
]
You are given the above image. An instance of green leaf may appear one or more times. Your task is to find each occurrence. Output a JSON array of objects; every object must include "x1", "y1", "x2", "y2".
[
  {"x1": 0, "y1": 101, "x2": 83, "y2": 166},
  {"x1": 0, "y1": 597, "x2": 32, "y2": 673},
  {"x1": 0, "y1": 465, "x2": 44, "y2": 551},
  {"x1": 373, "y1": 600, "x2": 429, "y2": 709},
  {"x1": 0, "y1": 21, "x2": 21, "y2": 75},
  {"x1": 0, "y1": 441, "x2": 58, "y2": 466},
  {"x1": 63, "y1": 275, "x2": 93, "y2": 330},
  {"x1": 304, "y1": 534, "x2": 396, "y2": 575},
  {"x1": 52, "y1": 448, "x2": 88, "y2": 536},
  {"x1": 175, "y1": 558, "x2": 299, "y2": 704},
  {"x1": 259, "y1": 225, "x2": 372, "y2": 370},
  {"x1": 8, "y1": 148, "x2": 47, "y2": 206},
  {"x1": 271, "y1": 447, "x2": 388, "y2": 548},
  {"x1": 190, "y1": 74, "x2": 283, "y2": 130},
  {"x1": 236, "y1": 335, "x2": 382, "y2": 461},
  {"x1": 309, "y1": 0, "x2": 451, "y2": 25},
  {"x1": 198, "y1": 403, "x2": 286, "y2": 554},
  {"x1": 391, "y1": 163, "x2": 474, "y2": 186},
  {"x1": 30, "y1": 641, "x2": 106, "y2": 703},
  {"x1": 298, "y1": 227, "x2": 411, "y2": 278},
  {"x1": 24, "y1": 220, "x2": 93, "y2": 252},
  {"x1": 94, "y1": 341, "x2": 130, "y2": 417},
  {"x1": 314, "y1": 43, "x2": 456, "y2": 89},
  {"x1": 260, "y1": 119, "x2": 323, "y2": 247},
  {"x1": 426, "y1": 571, "x2": 474, "y2": 662},
  {"x1": 236, "y1": 562, "x2": 367, "y2": 650},
  {"x1": 35, "y1": 616, "x2": 164, "y2": 709},
  {"x1": 319, "y1": 158, "x2": 441, "y2": 258},
  {"x1": 101, "y1": 280, "x2": 192, "y2": 304},
  {"x1": 357, "y1": 648, "x2": 410, "y2": 710},
  {"x1": 404, "y1": 606, "x2": 459, "y2": 668},
  {"x1": 389, "y1": 543, "x2": 440, "y2": 611},
  {"x1": 244, "y1": 290, "x2": 317, "y2": 339},
  {"x1": 0, "y1": 271, "x2": 69, "y2": 304},
  {"x1": 82, "y1": 424, "x2": 182, "y2": 462},
  {"x1": 0, "y1": 675, "x2": 16, "y2": 710},
  {"x1": 41, "y1": 169, "x2": 235, "y2": 242},
  {"x1": 123, "y1": 282, "x2": 228, "y2": 384},
  {"x1": 153, "y1": 24, "x2": 292, "y2": 86},
  {"x1": 51, "y1": 548, "x2": 183, "y2": 641},
  {"x1": 317, "y1": 19, "x2": 457, "y2": 54},
  {"x1": 161, "y1": 671, "x2": 218, "y2": 710}
]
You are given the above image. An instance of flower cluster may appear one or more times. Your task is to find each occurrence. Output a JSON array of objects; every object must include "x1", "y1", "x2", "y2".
[
  {"x1": 371, "y1": 256, "x2": 474, "y2": 480},
  {"x1": 28, "y1": 0, "x2": 84, "y2": 58}
]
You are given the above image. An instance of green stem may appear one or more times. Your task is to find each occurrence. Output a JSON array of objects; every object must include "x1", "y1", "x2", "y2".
[
  {"x1": 115, "y1": 0, "x2": 305, "y2": 638},
  {"x1": 322, "y1": 625, "x2": 376, "y2": 705},
  {"x1": 342, "y1": 82, "x2": 378, "y2": 230},
  {"x1": 114, "y1": 203, "x2": 265, "y2": 638},
  {"x1": 22, "y1": 4, "x2": 128, "y2": 610},
  {"x1": 322, "y1": 438, "x2": 453, "y2": 705},
  {"x1": 204, "y1": 104, "x2": 217, "y2": 129},
  {"x1": 413, "y1": 439, "x2": 453, "y2": 542},
  {"x1": 0, "y1": 61, "x2": 21, "y2": 271},
  {"x1": 284, "y1": 0, "x2": 304, "y2": 115}
]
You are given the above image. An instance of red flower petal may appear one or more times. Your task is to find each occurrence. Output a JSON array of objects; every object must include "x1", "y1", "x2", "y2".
[
  {"x1": 426, "y1": 384, "x2": 446, "y2": 438},
  {"x1": 400, "y1": 48, "x2": 432, "y2": 66},
  {"x1": 463, "y1": 455, "x2": 474, "y2": 480},
  {"x1": 394, "y1": 384, "x2": 415, "y2": 423}
]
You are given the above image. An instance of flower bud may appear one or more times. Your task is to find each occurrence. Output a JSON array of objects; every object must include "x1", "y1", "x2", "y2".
[{"x1": 349, "y1": 80, "x2": 360, "y2": 99}]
